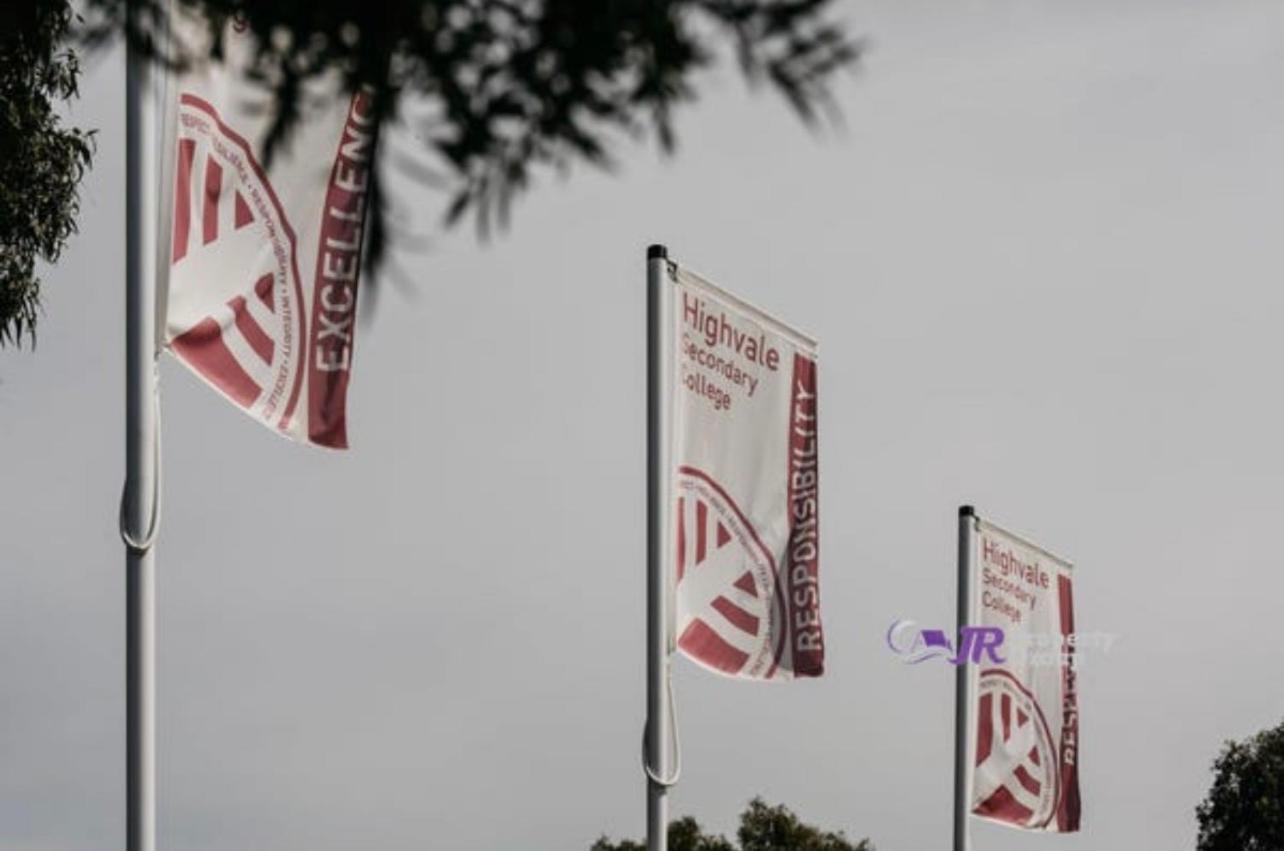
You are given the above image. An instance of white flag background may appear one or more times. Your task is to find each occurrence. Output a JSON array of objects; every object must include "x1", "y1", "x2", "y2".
[
  {"x1": 969, "y1": 516, "x2": 1081, "y2": 832},
  {"x1": 669, "y1": 264, "x2": 823, "y2": 680},
  {"x1": 159, "y1": 13, "x2": 374, "y2": 448}
]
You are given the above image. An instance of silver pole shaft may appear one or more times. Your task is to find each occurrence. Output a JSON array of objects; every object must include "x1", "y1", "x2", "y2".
[
  {"x1": 952, "y1": 505, "x2": 975, "y2": 851},
  {"x1": 125, "y1": 27, "x2": 158, "y2": 851},
  {"x1": 646, "y1": 244, "x2": 672, "y2": 851}
]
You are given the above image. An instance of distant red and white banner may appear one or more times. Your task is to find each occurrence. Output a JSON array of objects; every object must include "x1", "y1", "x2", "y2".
[
  {"x1": 669, "y1": 265, "x2": 822, "y2": 680},
  {"x1": 159, "y1": 14, "x2": 374, "y2": 448},
  {"x1": 968, "y1": 517, "x2": 1081, "y2": 832}
]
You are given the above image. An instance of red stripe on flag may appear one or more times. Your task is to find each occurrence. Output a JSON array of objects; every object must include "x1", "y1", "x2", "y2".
[
  {"x1": 711, "y1": 596, "x2": 759, "y2": 636},
  {"x1": 1013, "y1": 765, "x2": 1041, "y2": 797},
  {"x1": 229, "y1": 295, "x2": 274, "y2": 365},
  {"x1": 783, "y1": 351, "x2": 822, "y2": 676},
  {"x1": 304, "y1": 91, "x2": 375, "y2": 448},
  {"x1": 203, "y1": 157, "x2": 222, "y2": 245},
  {"x1": 171, "y1": 318, "x2": 262, "y2": 409},
  {"x1": 678, "y1": 620, "x2": 749, "y2": 675},
  {"x1": 172, "y1": 138, "x2": 195, "y2": 262},
  {"x1": 1056, "y1": 573, "x2": 1082, "y2": 832},
  {"x1": 975, "y1": 693, "x2": 993, "y2": 764},
  {"x1": 234, "y1": 191, "x2": 253, "y2": 229},
  {"x1": 696, "y1": 500, "x2": 708, "y2": 564}
]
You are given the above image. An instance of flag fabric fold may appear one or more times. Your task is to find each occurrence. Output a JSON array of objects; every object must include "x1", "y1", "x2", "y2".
[
  {"x1": 159, "y1": 15, "x2": 374, "y2": 448},
  {"x1": 668, "y1": 264, "x2": 823, "y2": 680}
]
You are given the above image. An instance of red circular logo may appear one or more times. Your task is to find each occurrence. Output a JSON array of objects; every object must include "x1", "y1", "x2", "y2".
[
  {"x1": 972, "y1": 670, "x2": 1060, "y2": 829},
  {"x1": 166, "y1": 93, "x2": 306, "y2": 429},
  {"x1": 674, "y1": 467, "x2": 787, "y2": 678}
]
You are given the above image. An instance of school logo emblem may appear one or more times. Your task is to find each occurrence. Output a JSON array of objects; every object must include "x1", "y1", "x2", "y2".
[
  {"x1": 972, "y1": 670, "x2": 1060, "y2": 828},
  {"x1": 675, "y1": 467, "x2": 787, "y2": 678},
  {"x1": 166, "y1": 93, "x2": 306, "y2": 431}
]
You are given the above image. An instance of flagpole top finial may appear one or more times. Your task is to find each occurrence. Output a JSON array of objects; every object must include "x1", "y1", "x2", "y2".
[
  {"x1": 648, "y1": 244, "x2": 668, "y2": 260},
  {"x1": 959, "y1": 505, "x2": 975, "y2": 518}
]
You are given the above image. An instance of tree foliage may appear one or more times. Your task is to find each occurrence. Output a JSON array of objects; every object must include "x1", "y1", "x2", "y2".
[
  {"x1": 2, "y1": 0, "x2": 857, "y2": 347},
  {"x1": 592, "y1": 798, "x2": 875, "y2": 851},
  {"x1": 88, "y1": 0, "x2": 858, "y2": 238},
  {"x1": 1196, "y1": 718, "x2": 1284, "y2": 851},
  {"x1": 0, "y1": 1, "x2": 94, "y2": 347}
]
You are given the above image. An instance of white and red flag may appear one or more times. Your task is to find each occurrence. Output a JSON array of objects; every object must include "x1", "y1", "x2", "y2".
[
  {"x1": 158, "y1": 16, "x2": 374, "y2": 448},
  {"x1": 668, "y1": 264, "x2": 822, "y2": 679},
  {"x1": 966, "y1": 516, "x2": 1081, "y2": 832}
]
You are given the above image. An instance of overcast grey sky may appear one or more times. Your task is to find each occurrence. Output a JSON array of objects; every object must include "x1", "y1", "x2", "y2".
[{"x1": 5, "y1": 1, "x2": 1284, "y2": 849}]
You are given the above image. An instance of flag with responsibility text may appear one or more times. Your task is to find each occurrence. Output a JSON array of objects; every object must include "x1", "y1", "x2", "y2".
[
  {"x1": 669, "y1": 264, "x2": 822, "y2": 679},
  {"x1": 967, "y1": 516, "x2": 1081, "y2": 832},
  {"x1": 159, "y1": 14, "x2": 374, "y2": 448}
]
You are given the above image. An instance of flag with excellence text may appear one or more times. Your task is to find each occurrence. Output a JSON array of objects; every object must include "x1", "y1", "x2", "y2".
[{"x1": 158, "y1": 12, "x2": 374, "y2": 448}]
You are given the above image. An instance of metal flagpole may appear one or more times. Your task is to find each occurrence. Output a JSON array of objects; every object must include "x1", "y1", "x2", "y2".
[
  {"x1": 123, "y1": 18, "x2": 160, "y2": 851},
  {"x1": 645, "y1": 244, "x2": 674, "y2": 851},
  {"x1": 952, "y1": 505, "x2": 976, "y2": 851}
]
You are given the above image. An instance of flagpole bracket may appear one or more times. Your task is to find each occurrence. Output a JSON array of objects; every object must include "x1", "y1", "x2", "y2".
[
  {"x1": 119, "y1": 385, "x2": 162, "y2": 555},
  {"x1": 641, "y1": 669, "x2": 682, "y2": 788}
]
